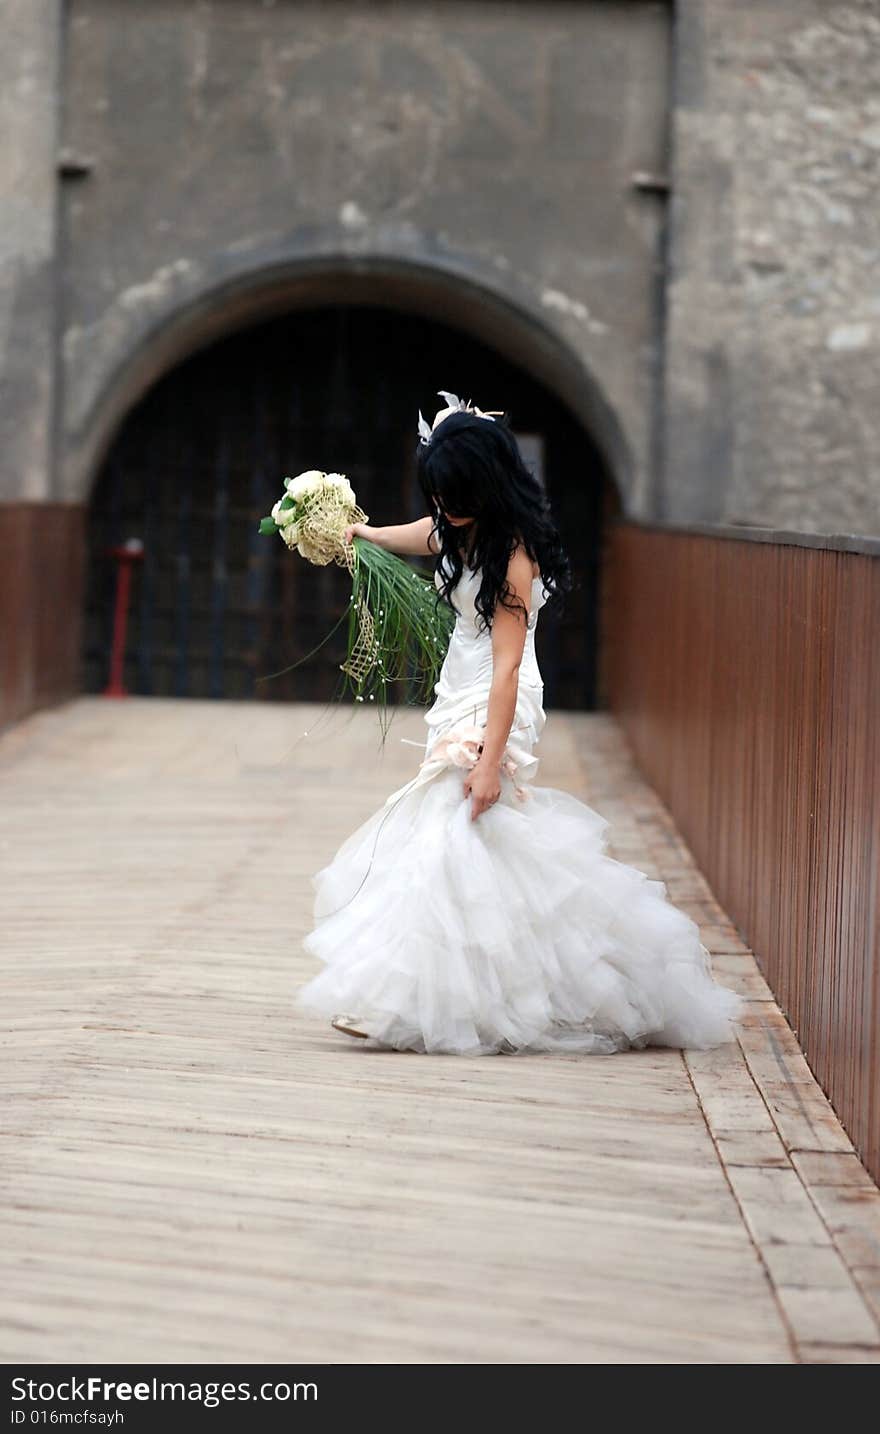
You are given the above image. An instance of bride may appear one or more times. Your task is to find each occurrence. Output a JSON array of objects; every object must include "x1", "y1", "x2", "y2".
[{"x1": 296, "y1": 392, "x2": 743, "y2": 1055}]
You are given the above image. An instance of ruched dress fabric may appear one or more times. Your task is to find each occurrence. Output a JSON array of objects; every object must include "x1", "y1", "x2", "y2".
[{"x1": 296, "y1": 558, "x2": 744, "y2": 1055}]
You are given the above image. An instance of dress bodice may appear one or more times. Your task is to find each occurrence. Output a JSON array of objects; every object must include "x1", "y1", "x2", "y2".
[
  {"x1": 426, "y1": 557, "x2": 549, "y2": 745},
  {"x1": 434, "y1": 557, "x2": 550, "y2": 643}
]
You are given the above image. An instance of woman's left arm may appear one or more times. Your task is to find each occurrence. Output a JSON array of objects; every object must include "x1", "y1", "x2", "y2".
[{"x1": 463, "y1": 546, "x2": 533, "y2": 821}]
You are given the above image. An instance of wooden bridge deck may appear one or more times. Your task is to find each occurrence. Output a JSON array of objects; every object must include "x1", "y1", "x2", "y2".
[{"x1": 1, "y1": 696, "x2": 879, "y2": 1364}]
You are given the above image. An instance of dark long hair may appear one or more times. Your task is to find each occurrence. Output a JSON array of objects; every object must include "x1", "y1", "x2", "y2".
[{"x1": 416, "y1": 409, "x2": 573, "y2": 632}]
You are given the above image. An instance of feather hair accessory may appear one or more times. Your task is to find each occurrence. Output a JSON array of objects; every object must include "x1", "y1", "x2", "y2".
[{"x1": 417, "y1": 390, "x2": 503, "y2": 445}]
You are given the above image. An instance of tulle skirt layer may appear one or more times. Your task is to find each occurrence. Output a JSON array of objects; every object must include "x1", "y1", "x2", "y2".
[{"x1": 296, "y1": 765, "x2": 744, "y2": 1056}]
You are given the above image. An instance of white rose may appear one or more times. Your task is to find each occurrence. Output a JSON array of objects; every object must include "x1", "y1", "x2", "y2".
[
  {"x1": 325, "y1": 472, "x2": 357, "y2": 503},
  {"x1": 276, "y1": 505, "x2": 300, "y2": 528},
  {"x1": 285, "y1": 469, "x2": 325, "y2": 500},
  {"x1": 271, "y1": 499, "x2": 283, "y2": 520}
]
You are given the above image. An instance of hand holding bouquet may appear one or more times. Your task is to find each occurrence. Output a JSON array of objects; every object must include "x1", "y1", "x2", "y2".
[{"x1": 259, "y1": 470, "x2": 453, "y2": 728}]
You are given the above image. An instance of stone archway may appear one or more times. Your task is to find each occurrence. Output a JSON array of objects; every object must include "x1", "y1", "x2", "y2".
[
  {"x1": 66, "y1": 255, "x2": 634, "y2": 513},
  {"x1": 82, "y1": 298, "x2": 618, "y2": 710}
]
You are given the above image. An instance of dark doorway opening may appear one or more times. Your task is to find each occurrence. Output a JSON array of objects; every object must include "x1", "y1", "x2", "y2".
[{"x1": 84, "y1": 305, "x2": 615, "y2": 709}]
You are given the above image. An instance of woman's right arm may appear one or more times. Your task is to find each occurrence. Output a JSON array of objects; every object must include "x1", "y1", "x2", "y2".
[{"x1": 344, "y1": 515, "x2": 440, "y2": 556}]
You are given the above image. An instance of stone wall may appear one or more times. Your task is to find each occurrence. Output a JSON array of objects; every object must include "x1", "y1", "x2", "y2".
[
  {"x1": 665, "y1": 0, "x2": 880, "y2": 534},
  {"x1": 2, "y1": 1, "x2": 878, "y2": 587},
  {"x1": 58, "y1": 0, "x2": 670, "y2": 511},
  {"x1": 0, "y1": 0, "x2": 61, "y2": 502}
]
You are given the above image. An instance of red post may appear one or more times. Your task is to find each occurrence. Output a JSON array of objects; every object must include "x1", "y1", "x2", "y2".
[{"x1": 102, "y1": 538, "x2": 144, "y2": 698}]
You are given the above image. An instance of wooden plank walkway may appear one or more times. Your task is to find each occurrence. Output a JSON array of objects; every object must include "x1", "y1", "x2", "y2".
[{"x1": 1, "y1": 696, "x2": 879, "y2": 1364}]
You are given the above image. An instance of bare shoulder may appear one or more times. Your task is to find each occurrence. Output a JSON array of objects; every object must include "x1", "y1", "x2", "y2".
[
  {"x1": 490, "y1": 545, "x2": 536, "y2": 635},
  {"x1": 508, "y1": 542, "x2": 539, "y2": 585}
]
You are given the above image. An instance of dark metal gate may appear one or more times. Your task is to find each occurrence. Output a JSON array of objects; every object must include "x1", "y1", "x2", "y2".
[{"x1": 83, "y1": 305, "x2": 609, "y2": 709}]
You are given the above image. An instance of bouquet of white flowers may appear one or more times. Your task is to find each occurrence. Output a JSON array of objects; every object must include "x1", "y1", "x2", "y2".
[{"x1": 259, "y1": 469, "x2": 453, "y2": 729}]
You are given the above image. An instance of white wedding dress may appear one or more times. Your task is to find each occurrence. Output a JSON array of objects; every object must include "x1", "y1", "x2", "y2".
[{"x1": 296, "y1": 557, "x2": 743, "y2": 1055}]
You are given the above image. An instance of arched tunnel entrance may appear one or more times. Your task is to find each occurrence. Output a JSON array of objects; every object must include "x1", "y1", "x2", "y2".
[{"x1": 83, "y1": 305, "x2": 620, "y2": 710}]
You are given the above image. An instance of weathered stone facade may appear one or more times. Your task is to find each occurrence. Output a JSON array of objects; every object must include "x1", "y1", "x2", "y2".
[
  {"x1": 3, "y1": 0, "x2": 877, "y2": 530},
  {"x1": 55, "y1": 0, "x2": 668, "y2": 513},
  {"x1": 665, "y1": 0, "x2": 880, "y2": 532},
  {"x1": 1, "y1": 1, "x2": 879, "y2": 728},
  {"x1": 0, "y1": 0, "x2": 61, "y2": 503}
]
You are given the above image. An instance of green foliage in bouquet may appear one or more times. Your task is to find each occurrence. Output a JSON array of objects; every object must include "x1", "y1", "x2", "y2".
[
  {"x1": 340, "y1": 534, "x2": 455, "y2": 718},
  {"x1": 258, "y1": 469, "x2": 454, "y2": 734}
]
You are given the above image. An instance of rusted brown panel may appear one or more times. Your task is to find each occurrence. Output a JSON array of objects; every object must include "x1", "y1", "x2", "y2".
[
  {"x1": 36, "y1": 504, "x2": 88, "y2": 705},
  {"x1": 0, "y1": 505, "x2": 35, "y2": 722},
  {"x1": 607, "y1": 521, "x2": 880, "y2": 1183},
  {"x1": 0, "y1": 504, "x2": 86, "y2": 732}
]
